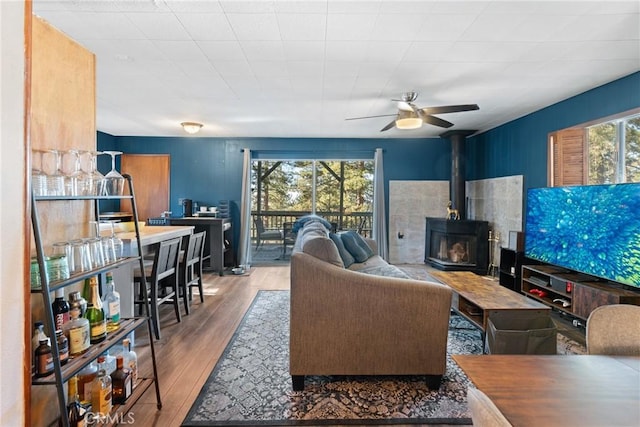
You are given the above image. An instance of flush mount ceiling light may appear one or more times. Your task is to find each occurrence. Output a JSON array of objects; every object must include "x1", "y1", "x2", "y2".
[{"x1": 181, "y1": 121, "x2": 203, "y2": 134}]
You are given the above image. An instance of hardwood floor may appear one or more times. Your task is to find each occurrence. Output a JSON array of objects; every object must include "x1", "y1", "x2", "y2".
[{"x1": 129, "y1": 265, "x2": 289, "y2": 426}]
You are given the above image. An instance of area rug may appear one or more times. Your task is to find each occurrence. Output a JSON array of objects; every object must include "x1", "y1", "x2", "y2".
[{"x1": 182, "y1": 290, "x2": 483, "y2": 426}]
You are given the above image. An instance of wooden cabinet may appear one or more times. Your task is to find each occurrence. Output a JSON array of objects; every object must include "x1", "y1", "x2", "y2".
[
  {"x1": 499, "y1": 248, "x2": 540, "y2": 292},
  {"x1": 522, "y1": 265, "x2": 640, "y2": 321}
]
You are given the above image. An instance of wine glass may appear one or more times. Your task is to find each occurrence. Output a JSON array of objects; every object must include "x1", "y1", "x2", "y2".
[
  {"x1": 31, "y1": 149, "x2": 47, "y2": 196},
  {"x1": 43, "y1": 149, "x2": 65, "y2": 196},
  {"x1": 79, "y1": 150, "x2": 105, "y2": 196},
  {"x1": 61, "y1": 149, "x2": 83, "y2": 196},
  {"x1": 102, "y1": 151, "x2": 125, "y2": 196}
]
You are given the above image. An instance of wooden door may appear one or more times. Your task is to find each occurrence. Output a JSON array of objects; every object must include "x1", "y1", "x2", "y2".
[{"x1": 121, "y1": 154, "x2": 170, "y2": 221}]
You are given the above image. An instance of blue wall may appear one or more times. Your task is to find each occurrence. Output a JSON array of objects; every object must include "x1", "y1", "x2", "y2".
[
  {"x1": 467, "y1": 72, "x2": 640, "y2": 190},
  {"x1": 97, "y1": 135, "x2": 452, "y2": 218}
]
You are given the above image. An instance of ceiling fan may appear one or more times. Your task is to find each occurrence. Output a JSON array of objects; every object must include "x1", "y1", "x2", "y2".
[{"x1": 346, "y1": 92, "x2": 479, "y2": 132}]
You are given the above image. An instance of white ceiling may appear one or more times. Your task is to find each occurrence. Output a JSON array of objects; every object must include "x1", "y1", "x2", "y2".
[{"x1": 33, "y1": 0, "x2": 640, "y2": 139}]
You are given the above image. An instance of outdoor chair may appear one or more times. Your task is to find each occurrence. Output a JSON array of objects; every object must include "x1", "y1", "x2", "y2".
[{"x1": 254, "y1": 217, "x2": 283, "y2": 249}]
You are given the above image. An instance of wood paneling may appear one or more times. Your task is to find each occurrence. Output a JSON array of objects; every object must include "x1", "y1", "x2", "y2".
[
  {"x1": 121, "y1": 154, "x2": 170, "y2": 221},
  {"x1": 29, "y1": 16, "x2": 96, "y2": 426}
]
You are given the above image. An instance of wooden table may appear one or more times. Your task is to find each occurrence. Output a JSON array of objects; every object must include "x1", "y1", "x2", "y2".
[
  {"x1": 430, "y1": 270, "x2": 549, "y2": 333},
  {"x1": 454, "y1": 354, "x2": 640, "y2": 426}
]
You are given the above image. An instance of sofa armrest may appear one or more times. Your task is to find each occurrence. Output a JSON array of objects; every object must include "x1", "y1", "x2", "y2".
[{"x1": 290, "y1": 251, "x2": 452, "y2": 376}]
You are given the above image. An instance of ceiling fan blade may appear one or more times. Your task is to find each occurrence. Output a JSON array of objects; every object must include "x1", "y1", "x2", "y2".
[
  {"x1": 345, "y1": 114, "x2": 397, "y2": 121},
  {"x1": 380, "y1": 120, "x2": 397, "y2": 132},
  {"x1": 421, "y1": 104, "x2": 479, "y2": 115},
  {"x1": 421, "y1": 114, "x2": 454, "y2": 128}
]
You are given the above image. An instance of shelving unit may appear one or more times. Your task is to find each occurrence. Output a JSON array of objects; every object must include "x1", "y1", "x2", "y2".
[
  {"x1": 31, "y1": 175, "x2": 161, "y2": 427},
  {"x1": 522, "y1": 264, "x2": 640, "y2": 321}
]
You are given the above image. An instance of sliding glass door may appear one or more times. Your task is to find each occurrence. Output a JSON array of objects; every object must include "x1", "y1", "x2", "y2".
[{"x1": 251, "y1": 159, "x2": 374, "y2": 262}]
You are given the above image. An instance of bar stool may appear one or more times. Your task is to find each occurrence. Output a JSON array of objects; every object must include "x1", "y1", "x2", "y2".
[
  {"x1": 134, "y1": 236, "x2": 182, "y2": 340},
  {"x1": 179, "y1": 231, "x2": 206, "y2": 314}
]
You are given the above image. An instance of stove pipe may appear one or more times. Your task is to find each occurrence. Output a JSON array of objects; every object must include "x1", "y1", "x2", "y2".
[{"x1": 439, "y1": 130, "x2": 476, "y2": 220}]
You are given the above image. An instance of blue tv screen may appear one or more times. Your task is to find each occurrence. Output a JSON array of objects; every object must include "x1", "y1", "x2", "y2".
[{"x1": 525, "y1": 183, "x2": 640, "y2": 288}]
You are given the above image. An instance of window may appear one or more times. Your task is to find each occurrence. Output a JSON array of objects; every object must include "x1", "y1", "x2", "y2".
[
  {"x1": 549, "y1": 109, "x2": 640, "y2": 186},
  {"x1": 587, "y1": 114, "x2": 640, "y2": 184}
]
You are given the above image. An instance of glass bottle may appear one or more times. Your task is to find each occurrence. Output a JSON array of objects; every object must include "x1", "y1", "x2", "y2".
[
  {"x1": 69, "y1": 291, "x2": 87, "y2": 317},
  {"x1": 122, "y1": 338, "x2": 138, "y2": 386},
  {"x1": 84, "y1": 276, "x2": 106, "y2": 344},
  {"x1": 52, "y1": 288, "x2": 70, "y2": 331},
  {"x1": 102, "y1": 272, "x2": 121, "y2": 332},
  {"x1": 63, "y1": 303, "x2": 90, "y2": 357},
  {"x1": 35, "y1": 339, "x2": 53, "y2": 377},
  {"x1": 111, "y1": 354, "x2": 132, "y2": 405},
  {"x1": 66, "y1": 375, "x2": 86, "y2": 427},
  {"x1": 55, "y1": 329, "x2": 69, "y2": 366},
  {"x1": 101, "y1": 350, "x2": 116, "y2": 376},
  {"x1": 77, "y1": 360, "x2": 97, "y2": 403},
  {"x1": 91, "y1": 356, "x2": 112, "y2": 420},
  {"x1": 32, "y1": 321, "x2": 49, "y2": 369}
]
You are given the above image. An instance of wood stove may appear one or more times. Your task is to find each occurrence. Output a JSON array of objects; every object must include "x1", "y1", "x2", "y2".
[{"x1": 425, "y1": 217, "x2": 489, "y2": 274}]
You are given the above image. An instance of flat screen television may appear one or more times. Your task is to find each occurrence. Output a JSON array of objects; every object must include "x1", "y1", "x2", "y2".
[{"x1": 525, "y1": 183, "x2": 640, "y2": 289}]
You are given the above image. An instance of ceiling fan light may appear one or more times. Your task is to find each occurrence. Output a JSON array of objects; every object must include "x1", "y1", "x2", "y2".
[
  {"x1": 181, "y1": 121, "x2": 203, "y2": 134},
  {"x1": 395, "y1": 117, "x2": 423, "y2": 130}
]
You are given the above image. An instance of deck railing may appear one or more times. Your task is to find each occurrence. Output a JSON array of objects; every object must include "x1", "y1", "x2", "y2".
[{"x1": 251, "y1": 210, "x2": 372, "y2": 239}]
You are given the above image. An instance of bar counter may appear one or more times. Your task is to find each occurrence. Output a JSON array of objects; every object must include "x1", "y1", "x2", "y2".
[{"x1": 112, "y1": 225, "x2": 194, "y2": 317}]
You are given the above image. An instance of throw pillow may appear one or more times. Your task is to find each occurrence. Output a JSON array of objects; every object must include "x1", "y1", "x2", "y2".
[
  {"x1": 329, "y1": 232, "x2": 355, "y2": 268},
  {"x1": 340, "y1": 230, "x2": 374, "y2": 263},
  {"x1": 302, "y1": 237, "x2": 344, "y2": 268}
]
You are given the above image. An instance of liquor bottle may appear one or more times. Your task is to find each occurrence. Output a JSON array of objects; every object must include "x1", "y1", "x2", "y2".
[
  {"x1": 84, "y1": 276, "x2": 107, "y2": 344},
  {"x1": 122, "y1": 338, "x2": 138, "y2": 385},
  {"x1": 91, "y1": 356, "x2": 112, "y2": 420},
  {"x1": 101, "y1": 350, "x2": 116, "y2": 376},
  {"x1": 77, "y1": 360, "x2": 97, "y2": 403},
  {"x1": 52, "y1": 288, "x2": 70, "y2": 331},
  {"x1": 66, "y1": 375, "x2": 86, "y2": 427},
  {"x1": 62, "y1": 304, "x2": 90, "y2": 357},
  {"x1": 35, "y1": 339, "x2": 53, "y2": 377},
  {"x1": 102, "y1": 272, "x2": 121, "y2": 332},
  {"x1": 32, "y1": 321, "x2": 49, "y2": 369},
  {"x1": 55, "y1": 330, "x2": 69, "y2": 366},
  {"x1": 111, "y1": 355, "x2": 132, "y2": 404},
  {"x1": 69, "y1": 291, "x2": 87, "y2": 317}
]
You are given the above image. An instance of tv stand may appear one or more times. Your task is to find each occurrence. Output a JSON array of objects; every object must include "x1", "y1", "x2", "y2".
[{"x1": 521, "y1": 265, "x2": 640, "y2": 320}]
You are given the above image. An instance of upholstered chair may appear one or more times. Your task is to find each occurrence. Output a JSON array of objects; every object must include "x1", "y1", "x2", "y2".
[{"x1": 586, "y1": 304, "x2": 640, "y2": 356}]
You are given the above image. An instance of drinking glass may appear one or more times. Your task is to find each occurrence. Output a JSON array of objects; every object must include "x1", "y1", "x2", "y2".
[
  {"x1": 101, "y1": 151, "x2": 125, "y2": 196},
  {"x1": 70, "y1": 239, "x2": 91, "y2": 273},
  {"x1": 43, "y1": 149, "x2": 65, "y2": 196},
  {"x1": 31, "y1": 149, "x2": 47, "y2": 196},
  {"x1": 109, "y1": 221, "x2": 124, "y2": 259},
  {"x1": 87, "y1": 237, "x2": 105, "y2": 268}
]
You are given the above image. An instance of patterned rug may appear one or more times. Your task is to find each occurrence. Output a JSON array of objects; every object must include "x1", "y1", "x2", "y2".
[{"x1": 182, "y1": 290, "x2": 483, "y2": 426}]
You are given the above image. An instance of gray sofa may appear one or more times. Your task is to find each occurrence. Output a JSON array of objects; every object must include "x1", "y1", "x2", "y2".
[{"x1": 289, "y1": 220, "x2": 453, "y2": 391}]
